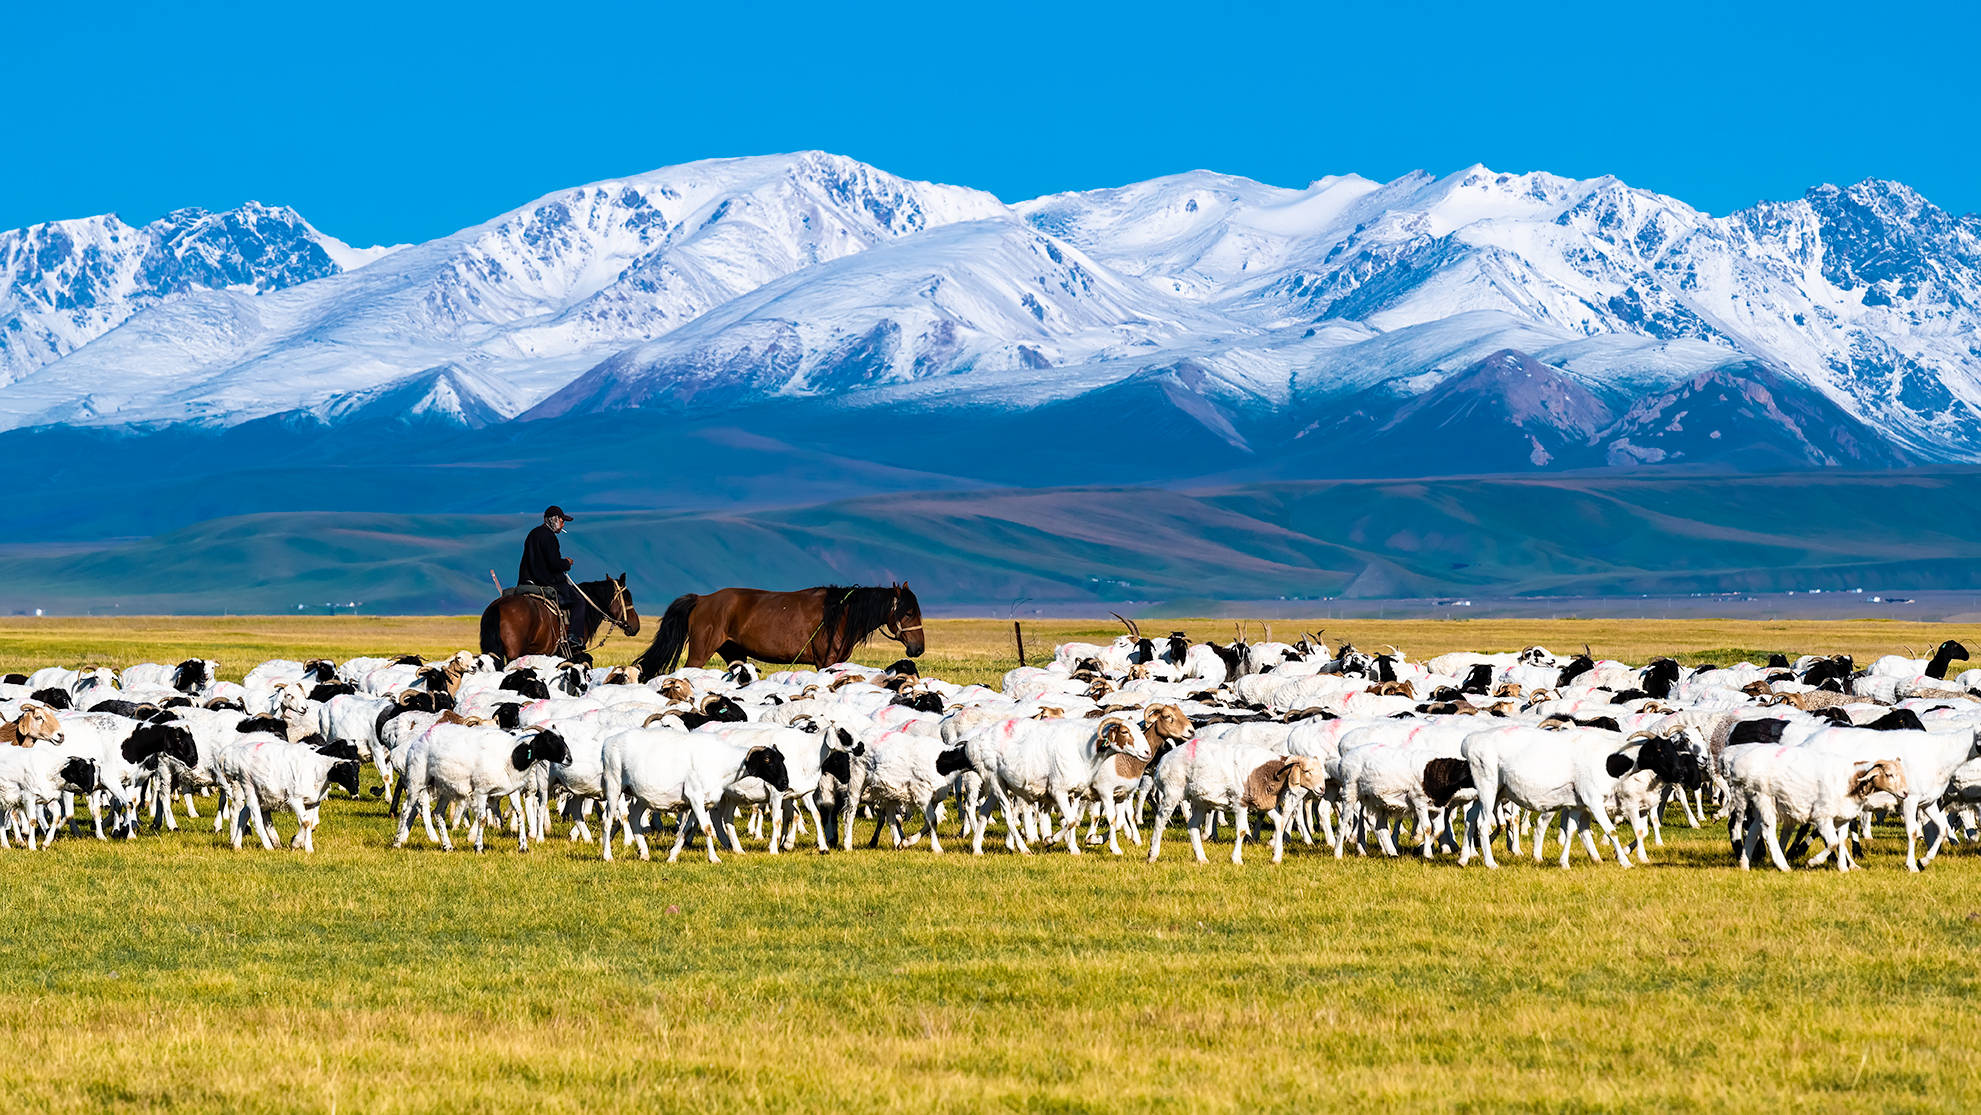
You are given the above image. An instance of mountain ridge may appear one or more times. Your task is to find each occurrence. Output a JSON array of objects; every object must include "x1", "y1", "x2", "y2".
[{"x1": 5, "y1": 153, "x2": 1980, "y2": 479}]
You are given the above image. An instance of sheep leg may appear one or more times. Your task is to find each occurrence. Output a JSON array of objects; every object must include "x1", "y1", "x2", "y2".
[
  {"x1": 1755, "y1": 799, "x2": 1792, "y2": 872},
  {"x1": 1579, "y1": 815, "x2": 1605, "y2": 865},
  {"x1": 1146, "y1": 797, "x2": 1179, "y2": 863},
  {"x1": 1531, "y1": 811, "x2": 1553, "y2": 862},
  {"x1": 1372, "y1": 807, "x2": 1400, "y2": 857},
  {"x1": 987, "y1": 788, "x2": 1029, "y2": 855},
  {"x1": 1902, "y1": 797, "x2": 1925, "y2": 872},
  {"x1": 716, "y1": 804, "x2": 748, "y2": 855},
  {"x1": 1270, "y1": 803, "x2": 1291, "y2": 864},
  {"x1": 1412, "y1": 801, "x2": 1437, "y2": 859},
  {"x1": 1186, "y1": 807, "x2": 1210, "y2": 865},
  {"x1": 802, "y1": 796, "x2": 828, "y2": 853},
  {"x1": 920, "y1": 795, "x2": 944, "y2": 855},
  {"x1": 1814, "y1": 817, "x2": 1852, "y2": 872},
  {"x1": 1671, "y1": 782, "x2": 1698, "y2": 830},
  {"x1": 1471, "y1": 798, "x2": 1500, "y2": 870},
  {"x1": 416, "y1": 790, "x2": 440, "y2": 845},
  {"x1": 968, "y1": 787, "x2": 995, "y2": 856},
  {"x1": 298, "y1": 802, "x2": 320, "y2": 854},
  {"x1": 391, "y1": 786, "x2": 419, "y2": 849},
  {"x1": 758, "y1": 804, "x2": 774, "y2": 844},
  {"x1": 1438, "y1": 802, "x2": 1464, "y2": 855},
  {"x1": 85, "y1": 790, "x2": 109, "y2": 841},
  {"x1": 1922, "y1": 801, "x2": 1952, "y2": 868},
  {"x1": 1052, "y1": 791, "x2": 1083, "y2": 855},
  {"x1": 1537, "y1": 809, "x2": 1571, "y2": 869},
  {"x1": 1229, "y1": 805, "x2": 1253, "y2": 865},
  {"x1": 599, "y1": 793, "x2": 620, "y2": 861},
  {"x1": 1737, "y1": 808, "x2": 1761, "y2": 870},
  {"x1": 226, "y1": 789, "x2": 248, "y2": 850},
  {"x1": 287, "y1": 796, "x2": 310, "y2": 851},
  {"x1": 687, "y1": 798, "x2": 721, "y2": 864},
  {"x1": 643, "y1": 803, "x2": 668, "y2": 863},
  {"x1": 1624, "y1": 807, "x2": 1649, "y2": 864},
  {"x1": 242, "y1": 784, "x2": 278, "y2": 851},
  {"x1": 1004, "y1": 797, "x2": 1034, "y2": 854},
  {"x1": 466, "y1": 792, "x2": 495, "y2": 852}
]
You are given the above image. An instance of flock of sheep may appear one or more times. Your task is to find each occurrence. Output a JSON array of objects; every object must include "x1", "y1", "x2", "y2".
[{"x1": 2, "y1": 628, "x2": 1979, "y2": 872}]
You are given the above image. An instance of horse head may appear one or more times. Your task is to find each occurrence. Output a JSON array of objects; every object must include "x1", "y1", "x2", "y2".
[
  {"x1": 611, "y1": 573, "x2": 640, "y2": 638},
  {"x1": 887, "y1": 582, "x2": 925, "y2": 658}
]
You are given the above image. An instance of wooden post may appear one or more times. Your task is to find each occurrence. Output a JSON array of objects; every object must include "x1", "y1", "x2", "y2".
[{"x1": 1013, "y1": 621, "x2": 1027, "y2": 667}]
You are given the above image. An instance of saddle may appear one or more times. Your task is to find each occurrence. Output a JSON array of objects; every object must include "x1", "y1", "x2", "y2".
[{"x1": 502, "y1": 585, "x2": 581, "y2": 656}]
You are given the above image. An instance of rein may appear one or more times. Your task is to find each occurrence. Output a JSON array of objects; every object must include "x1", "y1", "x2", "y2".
[
  {"x1": 792, "y1": 588, "x2": 857, "y2": 668},
  {"x1": 564, "y1": 575, "x2": 633, "y2": 648}
]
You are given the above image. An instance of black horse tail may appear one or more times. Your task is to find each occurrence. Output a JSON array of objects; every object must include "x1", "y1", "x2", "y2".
[
  {"x1": 636, "y1": 594, "x2": 699, "y2": 681},
  {"x1": 478, "y1": 601, "x2": 505, "y2": 661}
]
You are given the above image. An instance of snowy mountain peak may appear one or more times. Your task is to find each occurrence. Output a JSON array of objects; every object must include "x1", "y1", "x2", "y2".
[
  {"x1": 4, "y1": 152, "x2": 1981, "y2": 474},
  {"x1": 0, "y1": 201, "x2": 362, "y2": 383}
]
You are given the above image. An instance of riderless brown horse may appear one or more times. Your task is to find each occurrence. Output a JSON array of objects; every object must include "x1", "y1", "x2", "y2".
[
  {"x1": 479, "y1": 574, "x2": 639, "y2": 662},
  {"x1": 634, "y1": 583, "x2": 924, "y2": 680}
]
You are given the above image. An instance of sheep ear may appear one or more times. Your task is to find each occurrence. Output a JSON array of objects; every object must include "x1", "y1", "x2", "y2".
[{"x1": 1604, "y1": 752, "x2": 1636, "y2": 778}]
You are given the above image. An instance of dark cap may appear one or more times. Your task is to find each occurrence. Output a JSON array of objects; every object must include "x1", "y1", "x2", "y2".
[{"x1": 543, "y1": 505, "x2": 574, "y2": 521}]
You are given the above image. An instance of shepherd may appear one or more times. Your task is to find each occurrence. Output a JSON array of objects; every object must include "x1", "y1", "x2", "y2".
[
  {"x1": 478, "y1": 506, "x2": 640, "y2": 661},
  {"x1": 519, "y1": 506, "x2": 581, "y2": 618}
]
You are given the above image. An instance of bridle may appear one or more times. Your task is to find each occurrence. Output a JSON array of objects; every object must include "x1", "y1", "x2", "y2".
[
  {"x1": 881, "y1": 595, "x2": 923, "y2": 643},
  {"x1": 565, "y1": 576, "x2": 635, "y2": 643}
]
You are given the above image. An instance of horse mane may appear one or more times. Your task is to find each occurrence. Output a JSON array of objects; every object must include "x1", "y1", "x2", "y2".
[{"x1": 818, "y1": 584, "x2": 898, "y2": 651}]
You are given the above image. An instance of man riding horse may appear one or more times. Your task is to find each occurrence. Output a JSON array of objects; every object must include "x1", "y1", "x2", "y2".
[{"x1": 479, "y1": 507, "x2": 639, "y2": 662}]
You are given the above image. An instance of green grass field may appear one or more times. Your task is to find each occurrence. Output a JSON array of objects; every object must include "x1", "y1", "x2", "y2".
[{"x1": 5, "y1": 617, "x2": 1981, "y2": 1112}]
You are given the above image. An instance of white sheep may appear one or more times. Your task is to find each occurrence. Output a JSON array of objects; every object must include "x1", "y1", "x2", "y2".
[
  {"x1": 215, "y1": 737, "x2": 363, "y2": 852},
  {"x1": 393, "y1": 724, "x2": 572, "y2": 853},
  {"x1": 1145, "y1": 735, "x2": 1325, "y2": 864},
  {"x1": 597, "y1": 727, "x2": 791, "y2": 863},
  {"x1": 1725, "y1": 745, "x2": 1906, "y2": 871}
]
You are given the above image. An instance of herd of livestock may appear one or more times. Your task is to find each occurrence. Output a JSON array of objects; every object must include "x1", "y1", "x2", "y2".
[{"x1": 3, "y1": 626, "x2": 1981, "y2": 872}]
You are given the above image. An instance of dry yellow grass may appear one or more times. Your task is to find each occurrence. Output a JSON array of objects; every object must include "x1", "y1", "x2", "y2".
[{"x1": 0, "y1": 614, "x2": 1965, "y2": 687}]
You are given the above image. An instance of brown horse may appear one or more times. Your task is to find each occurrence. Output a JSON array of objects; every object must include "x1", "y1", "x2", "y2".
[
  {"x1": 633, "y1": 583, "x2": 924, "y2": 679},
  {"x1": 478, "y1": 574, "x2": 639, "y2": 662}
]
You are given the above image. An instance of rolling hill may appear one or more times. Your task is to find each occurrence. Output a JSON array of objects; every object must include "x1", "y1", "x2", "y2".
[{"x1": 6, "y1": 471, "x2": 1979, "y2": 615}]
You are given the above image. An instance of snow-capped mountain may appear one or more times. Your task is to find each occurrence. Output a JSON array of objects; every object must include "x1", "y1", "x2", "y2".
[
  {"x1": 0, "y1": 152, "x2": 1002, "y2": 429},
  {"x1": 5, "y1": 152, "x2": 1980, "y2": 475},
  {"x1": 0, "y1": 202, "x2": 387, "y2": 384}
]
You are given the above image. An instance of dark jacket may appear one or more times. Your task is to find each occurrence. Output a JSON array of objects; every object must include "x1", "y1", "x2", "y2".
[{"x1": 517, "y1": 524, "x2": 573, "y2": 587}]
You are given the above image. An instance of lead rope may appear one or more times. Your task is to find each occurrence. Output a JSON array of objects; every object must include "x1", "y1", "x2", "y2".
[
  {"x1": 785, "y1": 588, "x2": 859, "y2": 670},
  {"x1": 563, "y1": 575, "x2": 631, "y2": 651}
]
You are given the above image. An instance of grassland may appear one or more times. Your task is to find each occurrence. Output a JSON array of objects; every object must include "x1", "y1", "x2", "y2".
[{"x1": 4, "y1": 617, "x2": 1981, "y2": 1112}]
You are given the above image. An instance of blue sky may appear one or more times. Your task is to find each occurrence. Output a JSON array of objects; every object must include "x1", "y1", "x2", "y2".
[{"x1": 9, "y1": 0, "x2": 1976, "y2": 246}]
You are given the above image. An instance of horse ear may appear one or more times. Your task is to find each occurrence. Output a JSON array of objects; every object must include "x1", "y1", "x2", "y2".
[{"x1": 617, "y1": 572, "x2": 626, "y2": 583}]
